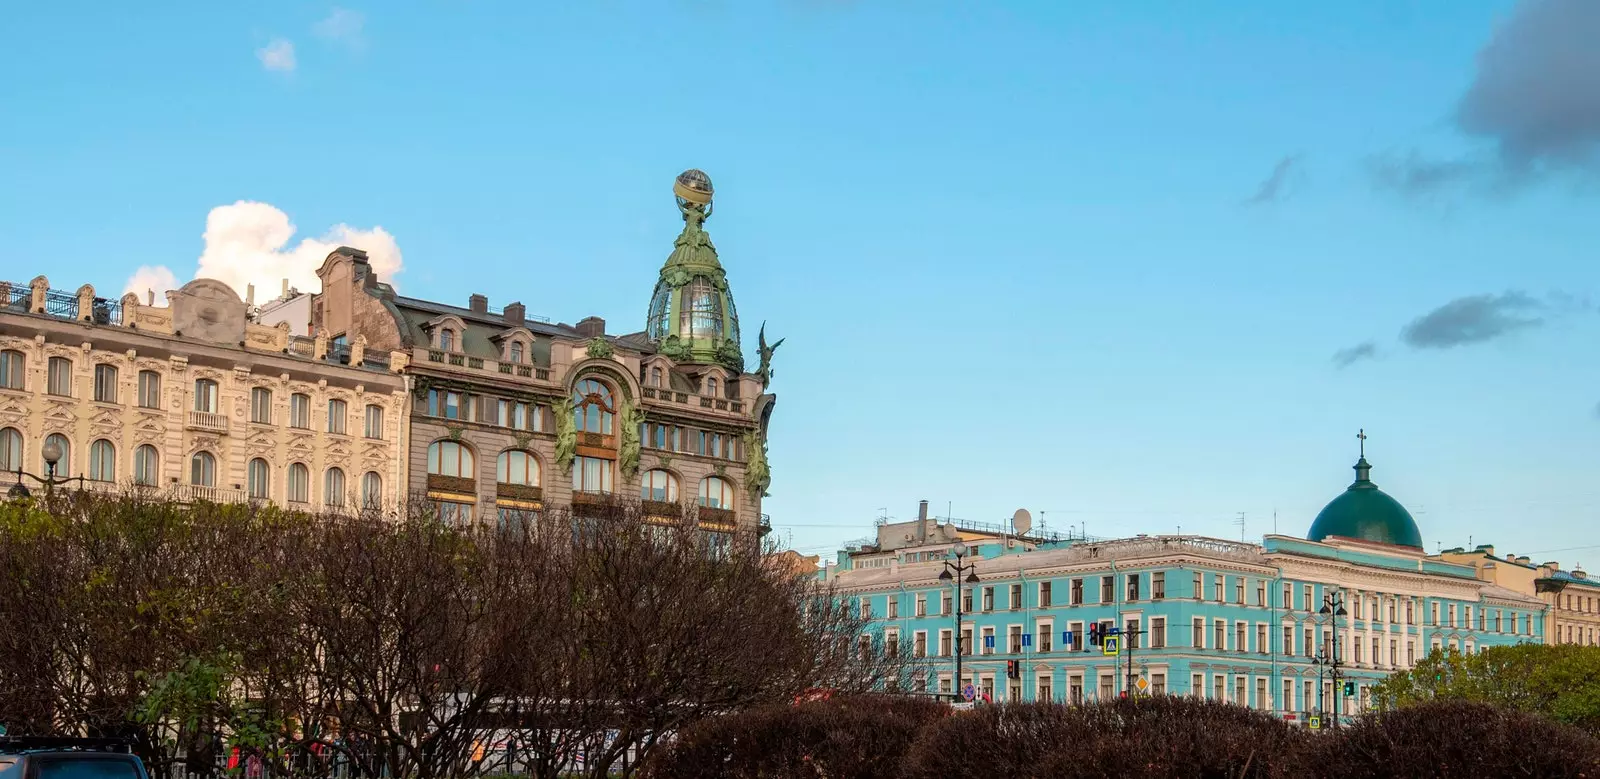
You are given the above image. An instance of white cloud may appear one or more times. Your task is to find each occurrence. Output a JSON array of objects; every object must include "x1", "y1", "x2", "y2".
[
  {"x1": 257, "y1": 38, "x2": 297, "y2": 72},
  {"x1": 122, "y1": 201, "x2": 403, "y2": 305},
  {"x1": 313, "y1": 8, "x2": 365, "y2": 47},
  {"x1": 121, "y1": 265, "x2": 179, "y2": 302}
]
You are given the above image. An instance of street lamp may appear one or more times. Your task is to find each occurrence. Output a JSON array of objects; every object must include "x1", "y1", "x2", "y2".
[
  {"x1": 938, "y1": 540, "x2": 980, "y2": 702},
  {"x1": 1318, "y1": 591, "x2": 1349, "y2": 727},
  {"x1": 7, "y1": 438, "x2": 87, "y2": 500}
]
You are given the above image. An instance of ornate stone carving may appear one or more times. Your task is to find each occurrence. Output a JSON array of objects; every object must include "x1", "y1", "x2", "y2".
[
  {"x1": 619, "y1": 401, "x2": 644, "y2": 479},
  {"x1": 756, "y1": 321, "x2": 785, "y2": 388},
  {"x1": 743, "y1": 428, "x2": 770, "y2": 499},
  {"x1": 554, "y1": 397, "x2": 576, "y2": 474}
]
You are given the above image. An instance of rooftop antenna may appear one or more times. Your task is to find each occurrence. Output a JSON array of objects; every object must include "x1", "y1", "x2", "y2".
[
  {"x1": 1273, "y1": 509, "x2": 1278, "y2": 536},
  {"x1": 1235, "y1": 512, "x2": 1246, "y2": 542},
  {"x1": 875, "y1": 508, "x2": 888, "y2": 527}
]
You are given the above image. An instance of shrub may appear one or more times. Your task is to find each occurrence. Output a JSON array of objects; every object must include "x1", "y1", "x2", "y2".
[
  {"x1": 900, "y1": 696, "x2": 1306, "y2": 779},
  {"x1": 1298, "y1": 700, "x2": 1600, "y2": 779},
  {"x1": 640, "y1": 694, "x2": 949, "y2": 779}
]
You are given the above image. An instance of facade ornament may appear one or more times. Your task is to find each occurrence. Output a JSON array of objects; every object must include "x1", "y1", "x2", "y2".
[
  {"x1": 585, "y1": 337, "x2": 615, "y2": 359},
  {"x1": 411, "y1": 375, "x2": 434, "y2": 400},
  {"x1": 755, "y1": 321, "x2": 785, "y2": 388},
  {"x1": 445, "y1": 424, "x2": 465, "y2": 441},
  {"x1": 715, "y1": 338, "x2": 744, "y2": 373},
  {"x1": 658, "y1": 334, "x2": 690, "y2": 362},
  {"x1": 656, "y1": 454, "x2": 673, "y2": 469},
  {"x1": 554, "y1": 397, "x2": 577, "y2": 473},
  {"x1": 743, "y1": 429, "x2": 771, "y2": 499},
  {"x1": 619, "y1": 401, "x2": 645, "y2": 478}
]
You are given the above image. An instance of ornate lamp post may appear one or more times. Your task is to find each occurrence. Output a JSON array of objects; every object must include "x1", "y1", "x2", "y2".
[
  {"x1": 7, "y1": 438, "x2": 87, "y2": 500},
  {"x1": 938, "y1": 541, "x2": 980, "y2": 701},
  {"x1": 1318, "y1": 591, "x2": 1349, "y2": 727}
]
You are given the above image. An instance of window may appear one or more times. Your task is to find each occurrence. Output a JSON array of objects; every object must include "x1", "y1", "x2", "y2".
[
  {"x1": 190, "y1": 451, "x2": 216, "y2": 486},
  {"x1": 940, "y1": 592, "x2": 951, "y2": 616},
  {"x1": 1303, "y1": 585, "x2": 1312, "y2": 612},
  {"x1": 1214, "y1": 575, "x2": 1224, "y2": 602},
  {"x1": 1257, "y1": 678, "x2": 1269, "y2": 710},
  {"x1": 1194, "y1": 572, "x2": 1203, "y2": 599},
  {"x1": 939, "y1": 630, "x2": 952, "y2": 657},
  {"x1": 436, "y1": 501, "x2": 473, "y2": 526},
  {"x1": 1283, "y1": 582, "x2": 1293, "y2": 610},
  {"x1": 1071, "y1": 578, "x2": 1084, "y2": 605},
  {"x1": 93, "y1": 364, "x2": 118, "y2": 403},
  {"x1": 982, "y1": 587, "x2": 994, "y2": 611},
  {"x1": 89, "y1": 440, "x2": 115, "y2": 482},
  {"x1": 1235, "y1": 578, "x2": 1244, "y2": 603},
  {"x1": 1303, "y1": 627, "x2": 1312, "y2": 657},
  {"x1": 1235, "y1": 622, "x2": 1246, "y2": 653},
  {"x1": 1008, "y1": 625, "x2": 1023, "y2": 653},
  {"x1": 1356, "y1": 640, "x2": 1364, "y2": 664},
  {"x1": 1256, "y1": 581, "x2": 1266, "y2": 606},
  {"x1": 915, "y1": 594, "x2": 927, "y2": 617},
  {"x1": 509, "y1": 342, "x2": 524, "y2": 363},
  {"x1": 1193, "y1": 673, "x2": 1205, "y2": 699},
  {"x1": 43, "y1": 434, "x2": 70, "y2": 474},
  {"x1": 133, "y1": 370, "x2": 160, "y2": 408},
  {"x1": 286, "y1": 463, "x2": 309, "y2": 503},
  {"x1": 47, "y1": 357, "x2": 73, "y2": 396},
  {"x1": 914, "y1": 632, "x2": 927, "y2": 657},
  {"x1": 1304, "y1": 680, "x2": 1314, "y2": 712},
  {"x1": 0, "y1": 350, "x2": 22, "y2": 389},
  {"x1": 1283, "y1": 679, "x2": 1294, "y2": 711},
  {"x1": 1215, "y1": 620, "x2": 1226, "y2": 651},
  {"x1": 680, "y1": 277, "x2": 723, "y2": 338},
  {"x1": 364, "y1": 404, "x2": 384, "y2": 438},
  {"x1": 1101, "y1": 575, "x2": 1114, "y2": 603},
  {"x1": 572, "y1": 455, "x2": 613, "y2": 494},
  {"x1": 427, "y1": 388, "x2": 468, "y2": 420},
  {"x1": 362, "y1": 471, "x2": 383, "y2": 508},
  {"x1": 250, "y1": 387, "x2": 273, "y2": 423},
  {"x1": 325, "y1": 468, "x2": 346, "y2": 506},
  {"x1": 497, "y1": 450, "x2": 540, "y2": 487},
  {"x1": 650, "y1": 366, "x2": 663, "y2": 386},
  {"x1": 1151, "y1": 617, "x2": 1166, "y2": 648},
  {"x1": 1038, "y1": 621, "x2": 1053, "y2": 652},
  {"x1": 698, "y1": 476, "x2": 734, "y2": 508},
  {"x1": 1153, "y1": 572, "x2": 1165, "y2": 600},
  {"x1": 1283, "y1": 626, "x2": 1293, "y2": 655},
  {"x1": 247, "y1": 458, "x2": 270, "y2": 499},
  {"x1": 327, "y1": 399, "x2": 347, "y2": 434},
  {"x1": 193, "y1": 378, "x2": 218, "y2": 413},
  {"x1": 573, "y1": 379, "x2": 615, "y2": 435},
  {"x1": 134, "y1": 444, "x2": 159, "y2": 485},
  {"x1": 1010, "y1": 583, "x2": 1023, "y2": 610},
  {"x1": 1257, "y1": 624, "x2": 1267, "y2": 654},
  {"x1": 440, "y1": 328, "x2": 455, "y2": 351},
  {"x1": 1152, "y1": 673, "x2": 1166, "y2": 696},
  {"x1": 981, "y1": 627, "x2": 995, "y2": 655},
  {"x1": 1038, "y1": 677, "x2": 1053, "y2": 702},
  {"x1": 1192, "y1": 618, "x2": 1204, "y2": 648},
  {"x1": 1040, "y1": 581, "x2": 1053, "y2": 608},
  {"x1": 706, "y1": 376, "x2": 719, "y2": 397},
  {"x1": 289, "y1": 393, "x2": 310, "y2": 428},
  {"x1": 1127, "y1": 574, "x2": 1140, "y2": 601},
  {"x1": 887, "y1": 597, "x2": 899, "y2": 619},
  {"x1": 1214, "y1": 676, "x2": 1225, "y2": 702},
  {"x1": 640, "y1": 469, "x2": 678, "y2": 502},
  {"x1": 428, "y1": 441, "x2": 475, "y2": 478}
]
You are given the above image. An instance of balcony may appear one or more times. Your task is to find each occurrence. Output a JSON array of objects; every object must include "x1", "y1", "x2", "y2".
[
  {"x1": 187, "y1": 411, "x2": 229, "y2": 434},
  {"x1": 169, "y1": 483, "x2": 249, "y2": 504}
]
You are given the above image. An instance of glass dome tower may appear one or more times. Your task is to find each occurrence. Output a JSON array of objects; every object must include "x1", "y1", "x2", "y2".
[{"x1": 645, "y1": 170, "x2": 743, "y2": 370}]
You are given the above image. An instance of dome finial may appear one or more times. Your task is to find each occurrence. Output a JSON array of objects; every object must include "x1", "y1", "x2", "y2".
[
  {"x1": 1357, "y1": 428, "x2": 1367, "y2": 458},
  {"x1": 1353, "y1": 428, "x2": 1373, "y2": 483}
]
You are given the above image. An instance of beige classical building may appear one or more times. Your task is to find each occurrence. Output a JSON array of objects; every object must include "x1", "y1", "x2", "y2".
[
  {"x1": 302, "y1": 169, "x2": 778, "y2": 547},
  {"x1": 1435, "y1": 545, "x2": 1600, "y2": 647},
  {"x1": 0, "y1": 276, "x2": 410, "y2": 508}
]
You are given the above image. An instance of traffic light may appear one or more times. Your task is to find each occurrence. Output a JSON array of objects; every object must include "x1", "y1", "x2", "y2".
[
  {"x1": 1088, "y1": 623, "x2": 1101, "y2": 646},
  {"x1": 1343, "y1": 680, "x2": 1355, "y2": 697},
  {"x1": 1006, "y1": 660, "x2": 1020, "y2": 680}
]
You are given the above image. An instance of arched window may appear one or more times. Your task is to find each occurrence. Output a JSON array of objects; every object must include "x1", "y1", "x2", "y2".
[
  {"x1": 706, "y1": 376, "x2": 719, "y2": 397},
  {"x1": 325, "y1": 467, "x2": 346, "y2": 507},
  {"x1": 679, "y1": 277, "x2": 723, "y2": 339},
  {"x1": 0, "y1": 427, "x2": 22, "y2": 471},
  {"x1": 190, "y1": 451, "x2": 216, "y2": 487},
  {"x1": 362, "y1": 471, "x2": 383, "y2": 508},
  {"x1": 43, "y1": 433, "x2": 70, "y2": 475},
  {"x1": 573, "y1": 379, "x2": 614, "y2": 435},
  {"x1": 0, "y1": 350, "x2": 23, "y2": 389},
  {"x1": 134, "y1": 445, "x2": 159, "y2": 485},
  {"x1": 650, "y1": 366, "x2": 663, "y2": 387},
  {"x1": 509, "y1": 342, "x2": 524, "y2": 364},
  {"x1": 427, "y1": 440, "x2": 474, "y2": 478},
  {"x1": 440, "y1": 328, "x2": 455, "y2": 351},
  {"x1": 640, "y1": 469, "x2": 679, "y2": 503},
  {"x1": 193, "y1": 378, "x2": 219, "y2": 413},
  {"x1": 89, "y1": 440, "x2": 116, "y2": 482},
  {"x1": 247, "y1": 458, "x2": 270, "y2": 499},
  {"x1": 497, "y1": 450, "x2": 540, "y2": 486},
  {"x1": 287, "y1": 463, "x2": 309, "y2": 503},
  {"x1": 698, "y1": 476, "x2": 734, "y2": 510}
]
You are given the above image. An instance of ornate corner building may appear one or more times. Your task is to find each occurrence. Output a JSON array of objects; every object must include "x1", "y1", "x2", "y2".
[
  {"x1": 307, "y1": 170, "x2": 777, "y2": 544},
  {"x1": 0, "y1": 277, "x2": 409, "y2": 507}
]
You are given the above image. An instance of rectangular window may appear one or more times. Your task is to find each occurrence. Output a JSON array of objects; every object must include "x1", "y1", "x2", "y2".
[
  {"x1": 1039, "y1": 581, "x2": 1053, "y2": 608},
  {"x1": 1257, "y1": 678, "x2": 1268, "y2": 710},
  {"x1": 47, "y1": 357, "x2": 73, "y2": 396},
  {"x1": 1236, "y1": 677, "x2": 1246, "y2": 706},
  {"x1": 1214, "y1": 575, "x2": 1224, "y2": 602},
  {"x1": 192, "y1": 379, "x2": 218, "y2": 413},
  {"x1": 1193, "y1": 618, "x2": 1204, "y2": 648},
  {"x1": 1152, "y1": 571, "x2": 1165, "y2": 600},
  {"x1": 915, "y1": 594, "x2": 927, "y2": 617},
  {"x1": 0, "y1": 350, "x2": 21, "y2": 390},
  {"x1": 251, "y1": 387, "x2": 272, "y2": 423},
  {"x1": 1101, "y1": 575, "x2": 1114, "y2": 603},
  {"x1": 1407, "y1": 599, "x2": 1415, "y2": 623},
  {"x1": 1304, "y1": 680, "x2": 1314, "y2": 712},
  {"x1": 1283, "y1": 582, "x2": 1293, "y2": 610},
  {"x1": 887, "y1": 597, "x2": 898, "y2": 619},
  {"x1": 364, "y1": 404, "x2": 384, "y2": 439},
  {"x1": 1125, "y1": 619, "x2": 1140, "y2": 649},
  {"x1": 1192, "y1": 673, "x2": 1204, "y2": 699},
  {"x1": 981, "y1": 627, "x2": 995, "y2": 656},
  {"x1": 1235, "y1": 578, "x2": 1244, "y2": 603},
  {"x1": 1126, "y1": 574, "x2": 1140, "y2": 602},
  {"x1": 93, "y1": 364, "x2": 118, "y2": 403},
  {"x1": 1282, "y1": 679, "x2": 1293, "y2": 711},
  {"x1": 1101, "y1": 676, "x2": 1114, "y2": 702},
  {"x1": 914, "y1": 632, "x2": 927, "y2": 658},
  {"x1": 327, "y1": 399, "x2": 347, "y2": 434},
  {"x1": 962, "y1": 589, "x2": 973, "y2": 613},
  {"x1": 1407, "y1": 641, "x2": 1415, "y2": 665},
  {"x1": 1214, "y1": 676, "x2": 1225, "y2": 702},
  {"x1": 137, "y1": 371, "x2": 161, "y2": 408},
  {"x1": 1071, "y1": 578, "x2": 1084, "y2": 605},
  {"x1": 960, "y1": 628, "x2": 972, "y2": 655},
  {"x1": 290, "y1": 393, "x2": 310, "y2": 428},
  {"x1": 939, "y1": 630, "x2": 952, "y2": 657},
  {"x1": 1067, "y1": 621, "x2": 1083, "y2": 652},
  {"x1": 1283, "y1": 626, "x2": 1293, "y2": 655},
  {"x1": 1008, "y1": 625, "x2": 1023, "y2": 653},
  {"x1": 941, "y1": 591, "x2": 952, "y2": 616},
  {"x1": 1194, "y1": 572, "x2": 1203, "y2": 599},
  {"x1": 1257, "y1": 624, "x2": 1267, "y2": 654},
  {"x1": 1038, "y1": 621, "x2": 1053, "y2": 652},
  {"x1": 1215, "y1": 620, "x2": 1225, "y2": 650},
  {"x1": 983, "y1": 587, "x2": 994, "y2": 611},
  {"x1": 1009, "y1": 583, "x2": 1023, "y2": 610},
  {"x1": 1303, "y1": 585, "x2": 1313, "y2": 612},
  {"x1": 571, "y1": 455, "x2": 613, "y2": 494},
  {"x1": 1303, "y1": 628, "x2": 1313, "y2": 658},
  {"x1": 1235, "y1": 622, "x2": 1246, "y2": 653},
  {"x1": 1355, "y1": 640, "x2": 1363, "y2": 664},
  {"x1": 1390, "y1": 639, "x2": 1398, "y2": 665},
  {"x1": 1256, "y1": 581, "x2": 1266, "y2": 606},
  {"x1": 1071, "y1": 675, "x2": 1084, "y2": 704},
  {"x1": 1038, "y1": 676, "x2": 1052, "y2": 702},
  {"x1": 1151, "y1": 617, "x2": 1166, "y2": 648},
  {"x1": 1151, "y1": 673, "x2": 1165, "y2": 696}
]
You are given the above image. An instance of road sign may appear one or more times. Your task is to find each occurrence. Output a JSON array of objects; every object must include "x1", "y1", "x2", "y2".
[
  {"x1": 1135, "y1": 677, "x2": 1149, "y2": 692},
  {"x1": 961, "y1": 683, "x2": 976, "y2": 702},
  {"x1": 1308, "y1": 716, "x2": 1321, "y2": 730},
  {"x1": 951, "y1": 702, "x2": 975, "y2": 712},
  {"x1": 1103, "y1": 635, "x2": 1121, "y2": 656}
]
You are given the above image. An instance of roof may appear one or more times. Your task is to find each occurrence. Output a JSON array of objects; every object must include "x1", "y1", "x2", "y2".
[{"x1": 1307, "y1": 457, "x2": 1423, "y2": 550}]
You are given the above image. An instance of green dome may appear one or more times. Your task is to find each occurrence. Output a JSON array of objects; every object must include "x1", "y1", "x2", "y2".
[{"x1": 1307, "y1": 457, "x2": 1423, "y2": 550}]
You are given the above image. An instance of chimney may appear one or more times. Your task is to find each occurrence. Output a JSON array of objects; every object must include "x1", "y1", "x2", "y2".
[
  {"x1": 576, "y1": 316, "x2": 606, "y2": 338},
  {"x1": 1475, "y1": 544, "x2": 1495, "y2": 557},
  {"x1": 1574, "y1": 568, "x2": 1587, "y2": 580},
  {"x1": 246, "y1": 283, "x2": 255, "y2": 306},
  {"x1": 1517, "y1": 556, "x2": 1532, "y2": 565},
  {"x1": 281, "y1": 279, "x2": 290, "y2": 299},
  {"x1": 1542, "y1": 561, "x2": 1560, "y2": 574},
  {"x1": 503, "y1": 302, "x2": 525, "y2": 326},
  {"x1": 469, "y1": 294, "x2": 488, "y2": 314},
  {"x1": 917, "y1": 500, "x2": 929, "y2": 544}
]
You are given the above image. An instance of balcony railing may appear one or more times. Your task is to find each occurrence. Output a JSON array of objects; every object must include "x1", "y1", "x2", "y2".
[
  {"x1": 186, "y1": 411, "x2": 229, "y2": 434},
  {"x1": 169, "y1": 483, "x2": 249, "y2": 504}
]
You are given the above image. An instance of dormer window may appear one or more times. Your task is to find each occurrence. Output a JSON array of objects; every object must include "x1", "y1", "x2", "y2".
[
  {"x1": 440, "y1": 328, "x2": 455, "y2": 352},
  {"x1": 650, "y1": 366, "x2": 663, "y2": 387},
  {"x1": 510, "y1": 342, "x2": 524, "y2": 364},
  {"x1": 706, "y1": 376, "x2": 719, "y2": 397}
]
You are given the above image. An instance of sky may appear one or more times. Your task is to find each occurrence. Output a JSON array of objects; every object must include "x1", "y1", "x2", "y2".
[{"x1": 3, "y1": 0, "x2": 1598, "y2": 565}]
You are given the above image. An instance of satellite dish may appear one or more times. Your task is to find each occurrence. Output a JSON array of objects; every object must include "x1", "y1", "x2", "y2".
[{"x1": 1012, "y1": 509, "x2": 1033, "y2": 536}]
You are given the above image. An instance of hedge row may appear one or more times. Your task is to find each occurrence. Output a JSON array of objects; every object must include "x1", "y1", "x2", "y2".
[{"x1": 642, "y1": 696, "x2": 1600, "y2": 779}]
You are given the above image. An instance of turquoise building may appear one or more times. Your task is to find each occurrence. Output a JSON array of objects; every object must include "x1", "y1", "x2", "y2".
[{"x1": 825, "y1": 453, "x2": 1546, "y2": 721}]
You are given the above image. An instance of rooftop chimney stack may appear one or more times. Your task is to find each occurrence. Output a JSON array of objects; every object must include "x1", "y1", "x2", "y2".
[
  {"x1": 917, "y1": 500, "x2": 929, "y2": 544},
  {"x1": 503, "y1": 302, "x2": 525, "y2": 326},
  {"x1": 469, "y1": 294, "x2": 488, "y2": 314},
  {"x1": 576, "y1": 316, "x2": 606, "y2": 338}
]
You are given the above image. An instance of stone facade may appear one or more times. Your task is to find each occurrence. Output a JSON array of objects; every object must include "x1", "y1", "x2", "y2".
[
  {"x1": 1435, "y1": 545, "x2": 1600, "y2": 648},
  {"x1": 0, "y1": 276, "x2": 409, "y2": 508}
]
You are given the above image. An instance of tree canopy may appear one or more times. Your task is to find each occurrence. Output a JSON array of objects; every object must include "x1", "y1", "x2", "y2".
[{"x1": 1370, "y1": 643, "x2": 1600, "y2": 734}]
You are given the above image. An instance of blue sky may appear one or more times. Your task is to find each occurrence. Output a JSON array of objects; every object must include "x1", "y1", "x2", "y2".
[{"x1": 3, "y1": 1, "x2": 1598, "y2": 563}]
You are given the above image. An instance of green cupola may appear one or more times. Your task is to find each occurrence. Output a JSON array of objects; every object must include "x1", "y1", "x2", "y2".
[
  {"x1": 1307, "y1": 431, "x2": 1424, "y2": 550},
  {"x1": 645, "y1": 169, "x2": 743, "y2": 371}
]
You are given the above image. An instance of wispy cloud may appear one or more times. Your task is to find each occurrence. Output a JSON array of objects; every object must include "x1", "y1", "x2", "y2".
[
  {"x1": 1366, "y1": 151, "x2": 1479, "y2": 198},
  {"x1": 1244, "y1": 154, "x2": 1304, "y2": 205},
  {"x1": 313, "y1": 8, "x2": 366, "y2": 48},
  {"x1": 1399, "y1": 292, "x2": 1545, "y2": 349},
  {"x1": 1332, "y1": 341, "x2": 1378, "y2": 368},
  {"x1": 257, "y1": 38, "x2": 296, "y2": 72}
]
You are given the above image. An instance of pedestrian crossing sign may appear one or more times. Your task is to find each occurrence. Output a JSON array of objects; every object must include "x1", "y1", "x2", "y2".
[
  {"x1": 1102, "y1": 635, "x2": 1120, "y2": 656},
  {"x1": 1309, "y1": 715, "x2": 1321, "y2": 730}
]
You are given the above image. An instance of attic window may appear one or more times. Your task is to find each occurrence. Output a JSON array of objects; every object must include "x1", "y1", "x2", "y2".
[
  {"x1": 706, "y1": 376, "x2": 719, "y2": 397},
  {"x1": 650, "y1": 366, "x2": 663, "y2": 387},
  {"x1": 440, "y1": 328, "x2": 455, "y2": 351},
  {"x1": 510, "y1": 341, "x2": 524, "y2": 364}
]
